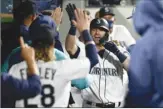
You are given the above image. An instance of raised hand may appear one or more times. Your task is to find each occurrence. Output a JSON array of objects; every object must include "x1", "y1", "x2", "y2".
[
  {"x1": 52, "y1": 7, "x2": 63, "y2": 26},
  {"x1": 20, "y1": 37, "x2": 35, "y2": 62},
  {"x1": 72, "y1": 8, "x2": 91, "y2": 33},
  {"x1": 104, "y1": 41, "x2": 120, "y2": 55},
  {"x1": 66, "y1": 3, "x2": 76, "y2": 21}
]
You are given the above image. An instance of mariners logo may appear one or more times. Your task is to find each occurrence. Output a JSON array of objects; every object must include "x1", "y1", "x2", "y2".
[
  {"x1": 105, "y1": 7, "x2": 109, "y2": 12},
  {"x1": 97, "y1": 19, "x2": 101, "y2": 24}
]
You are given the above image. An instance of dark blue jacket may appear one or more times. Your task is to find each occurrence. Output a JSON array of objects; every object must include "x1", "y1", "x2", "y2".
[
  {"x1": 126, "y1": 0, "x2": 163, "y2": 107},
  {"x1": 1, "y1": 73, "x2": 41, "y2": 108},
  {"x1": 2, "y1": 16, "x2": 64, "y2": 65}
]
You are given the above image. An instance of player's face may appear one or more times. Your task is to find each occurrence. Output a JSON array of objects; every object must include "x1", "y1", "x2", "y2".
[
  {"x1": 91, "y1": 28, "x2": 106, "y2": 45},
  {"x1": 29, "y1": 14, "x2": 37, "y2": 23},
  {"x1": 103, "y1": 15, "x2": 114, "y2": 21}
]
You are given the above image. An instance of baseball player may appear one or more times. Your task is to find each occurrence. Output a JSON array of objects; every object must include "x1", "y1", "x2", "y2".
[
  {"x1": 1, "y1": 15, "x2": 67, "y2": 73},
  {"x1": 8, "y1": 8, "x2": 99, "y2": 107},
  {"x1": 1, "y1": 37, "x2": 41, "y2": 108},
  {"x1": 65, "y1": 8, "x2": 130, "y2": 107},
  {"x1": 98, "y1": 7, "x2": 136, "y2": 52}
]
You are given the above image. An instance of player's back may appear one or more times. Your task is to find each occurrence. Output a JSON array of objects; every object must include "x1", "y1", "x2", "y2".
[{"x1": 9, "y1": 58, "x2": 90, "y2": 107}]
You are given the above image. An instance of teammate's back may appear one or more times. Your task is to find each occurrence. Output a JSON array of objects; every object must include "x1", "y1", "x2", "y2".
[{"x1": 9, "y1": 58, "x2": 90, "y2": 107}]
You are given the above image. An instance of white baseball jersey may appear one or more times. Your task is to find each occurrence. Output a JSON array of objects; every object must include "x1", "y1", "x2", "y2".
[
  {"x1": 75, "y1": 39, "x2": 129, "y2": 103},
  {"x1": 73, "y1": 39, "x2": 129, "y2": 104},
  {"x1": 9, "y1": 58, "x2": 90, "y2": 107},
  {"x1": 109, "y1": 25, "x2": 136, "y2": 49},
  {"x1": 82, "y1": 49, "x2": 129, "y2": 103}
]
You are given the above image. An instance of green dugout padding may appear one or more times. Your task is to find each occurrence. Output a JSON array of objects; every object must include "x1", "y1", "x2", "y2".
[{"x1": 1, "y1": 17, "x2": 13, "y2": 23}]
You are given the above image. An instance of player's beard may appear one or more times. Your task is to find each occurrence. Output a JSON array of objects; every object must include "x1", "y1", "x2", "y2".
[
  {"x1": 93, "y1": 37, "x2": 104, "y2": 50},
  {"x1": 93, "y1": 37, "x2": 101, "y2": 45},
  {"x1": 92, "y1": 34, "x2": 103, "y2": 45}
]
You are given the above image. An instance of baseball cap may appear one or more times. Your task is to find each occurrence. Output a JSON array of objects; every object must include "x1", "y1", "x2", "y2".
[
  {"x1": 13, "y1": 0, "x2": 39, "y2": 22},
  {"x1": 29, "y1": 15, "x2": 57, "y2": 46},
  {"x1": 99, "y1": 7, "x2": 115, "y2": 17}
]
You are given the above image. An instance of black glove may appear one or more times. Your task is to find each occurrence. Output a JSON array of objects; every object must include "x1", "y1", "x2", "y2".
[
  {"x1": 104, "y1": 41, "x2": 127, "y2": 63},
  {"x1": 66, "y1": 3, "x2": 77, "y2": 35},
  {"x1": 65, "y1": 3, "x2": 76, "y2": 22},
  {"x1": 104, "y1": 41, "x2": 119, "y2": 55}
]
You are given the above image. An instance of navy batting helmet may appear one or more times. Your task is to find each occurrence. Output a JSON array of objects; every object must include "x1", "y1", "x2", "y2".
[
  {"x1": 99, "y1": 7, "x2": 115, "y2": 18},
  {"x1": 90, "y1": 18, "x2": 109, "y2": 32},
  {"x1": 29, "y1": 15, "x2": 58, "y2": 46},
  {"x1": 90, "y1": 18, "x2": 109, "y2": 45}
]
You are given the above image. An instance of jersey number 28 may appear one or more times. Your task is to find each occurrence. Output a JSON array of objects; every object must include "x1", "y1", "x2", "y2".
[{"x1": 24, "y1": 85, "x2": 55, "y2": 107}]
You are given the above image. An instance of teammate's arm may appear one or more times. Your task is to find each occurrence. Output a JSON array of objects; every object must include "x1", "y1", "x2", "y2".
[
  {"x1": 63, "y1": 8, "x2": 99, "y2": 80},
  {"x1": 65, "y1": 4, "x2": 78, "y2": 55},
  {"x1": 1, "y1": 37, "x2": 41, "y2": 101},
  {"x1": 1, "y1": 73, "x2": 41, "y2": 100},
  {"x1": 65, "y1": 4, "x2": 90, "y2": 89},
  {"x1": 17, "y1": 37, "x2": 41, "y2": 99},
  {"x1": 104, "y1": 41, "x2": 129, "y2": 70},
  {"x1": 72, "y1": 8, "x2": 98, "y2": 68},
  {"x1": 42, "y1": 8, "x2": 64, "y2": 52},
  {"x1": 53, "y1": 8, "x2": 64, "y2": 52}
]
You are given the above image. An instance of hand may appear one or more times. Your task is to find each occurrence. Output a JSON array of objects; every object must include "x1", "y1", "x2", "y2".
[
  {"x1": 104, "y1": 41, "x2": 120, "y2": 55},
  {"x1": 52, "y1": 7, "x2": 63, "y2": 26},
  {"x1": 20, "y1": 37, "x2": 35, "y2": 62},
  {"x1": 72, "y1": 8, "x2": 91, "y2": 33},
  {"x1": 65, "y1": 3, "x2": 76, "y2": 21}
]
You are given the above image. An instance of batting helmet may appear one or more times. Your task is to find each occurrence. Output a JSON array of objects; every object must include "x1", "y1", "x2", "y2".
[
  {"x1": 90, "y1": 18, "x2": 109, "y2": 45},
  {"x1": 99, "y1": 7, "x2": 115, "y2": 18},
  {"x1": 29, "y1": 15, "x2": 58, "y2": 46},
  {"x1": 90, "y1": 18, "x2": 109, "y2": 32}
]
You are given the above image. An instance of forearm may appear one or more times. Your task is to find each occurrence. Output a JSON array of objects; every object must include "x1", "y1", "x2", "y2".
[
  {"x1": 82, "y1": 30, "x2": 99, "y2": 68},
  {"x1": 115, "y1": 51, "x2": 129, "y2": 71},
  {"x1": 1, "y1": 74, "x2": 41, "y2": 100},
  {"x1": 122, "y1": 57, "x2": 130, "y2": 71},
  {"x1": 65, "y1": 26, "x2": 78, "y2": 55},
  {"x1": 69, "y1": 46, "x2": 81, "y2": 59},
  {"x1": 26, "y1": 60, "x2": 39, "y2": 76},
  {"x1": 65, "y1": 35, "x2": 78, "y2": 55},
  {"x1": 15, "y1": 75, "x2": 41, "y2": 100}
]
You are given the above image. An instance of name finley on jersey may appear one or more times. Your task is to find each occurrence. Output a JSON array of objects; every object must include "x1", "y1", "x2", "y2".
[{"x1": 20, "y1": 67, "x2": 56, "y2": 80}]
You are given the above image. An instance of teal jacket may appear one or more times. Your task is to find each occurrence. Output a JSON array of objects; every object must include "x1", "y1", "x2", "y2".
[{"x1": 1, "y1": 47, "x2": 67, "y2": 73}]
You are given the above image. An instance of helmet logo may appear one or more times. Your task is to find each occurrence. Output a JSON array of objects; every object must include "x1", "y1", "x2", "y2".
[
  {"x1": 105, "y1": 7, "x2": 109, "y2": 12},
  {"x1": 97, "y1": 19, "x2": 101, "y2": 24}
]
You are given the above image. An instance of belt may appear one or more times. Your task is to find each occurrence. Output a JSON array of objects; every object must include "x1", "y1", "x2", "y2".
[{"x1": 86, "y1": 101, "x2": 121, "y2": 108}]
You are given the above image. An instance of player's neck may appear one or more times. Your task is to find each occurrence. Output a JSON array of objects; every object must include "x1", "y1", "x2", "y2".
[
  {"x1": 96, "y1": 45, "x2": 105, "y2": 52},
  {"x1": 23, "y1": 19, "x2": 32, "y2": 27}
]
